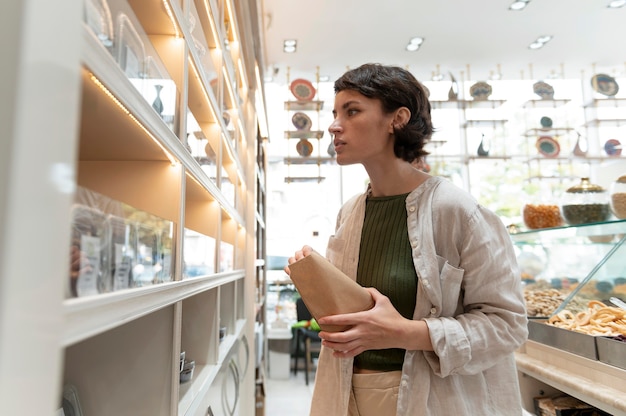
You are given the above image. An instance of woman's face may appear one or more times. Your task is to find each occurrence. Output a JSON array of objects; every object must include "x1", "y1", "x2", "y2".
[{"x1": 329, "y1": 89, "x2": 395, "y2": 166}]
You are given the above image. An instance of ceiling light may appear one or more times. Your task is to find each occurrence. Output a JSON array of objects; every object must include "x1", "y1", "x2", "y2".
[
  {"x1": 319, "y1": 75, "x2": 330, "y2": 82},
  {"x1": 528, "y1": 35, "x2": 553, "y2": 50},
  {"x1": 509, "y1": 0, "x2": 530, "y2": 10},
  {"x1": 406, "y1": 37, "x2": 424, "y2": 52},
  {"x1": 608, "y1": 0, "x2": 626, "y2": 8},
  {"x1": 283, "y1": 39, "x2": 297, "y2": 53}
]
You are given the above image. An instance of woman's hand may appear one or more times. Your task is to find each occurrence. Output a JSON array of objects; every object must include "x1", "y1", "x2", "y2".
[
  {"x1": 283, "y1": 245, "x2": 313, "y2": 275},
  {"x1": 317, "y1": 287, "x2": 433, "y2": 357}
]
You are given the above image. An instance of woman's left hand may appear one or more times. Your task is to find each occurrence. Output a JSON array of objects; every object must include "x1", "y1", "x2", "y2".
[{"x1": 317, "y1": 288, "x2": 432, "y2": 357}]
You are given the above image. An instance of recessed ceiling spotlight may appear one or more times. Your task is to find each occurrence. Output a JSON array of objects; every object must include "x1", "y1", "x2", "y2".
[
  {"x1": 283, "y1": 39, "x2": 297, "y2": 53},
  {"x1": 406, "y1": 37, "x2": 424, "y2": 52},
  {"x1": 608, "y1": 0, "x2": 626, "y2": 8},
  {"x1": 528, "y1": 35, "x2": 553, "y2": 50},
  {"x1": 536, "y1": 35, "x2": 553, "y2": 43},
  {"x1": 509, "y1": 0, "x2": 530, "y2": 11}
]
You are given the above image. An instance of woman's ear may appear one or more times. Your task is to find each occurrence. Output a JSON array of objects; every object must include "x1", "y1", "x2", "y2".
[{"x1": 390, "y1": 107, "x2": 411, "y2": 132}]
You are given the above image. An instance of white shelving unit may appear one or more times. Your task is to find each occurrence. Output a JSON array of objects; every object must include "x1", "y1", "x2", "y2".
[{"x1": 0, "y1": 0, "x2": 268, "y2": 415}]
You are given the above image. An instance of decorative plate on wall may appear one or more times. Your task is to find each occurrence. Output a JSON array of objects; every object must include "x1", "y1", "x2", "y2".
[
  {"x1": 290, "y1": 78, "x2": 316, "y2": 101},
  {"x1": 469, "y1": 81, "x2": 492, "y2": 101},
  {"x1": 292, "y1": 112, "x2": 312, "y2": 130},
  {"x1": 296, "y1": 139, "x2": 314, "y2": 157},
  {"x1": 533, "y1": 81, "x2": 555, "y2": 100},
  {"x1": 536, "y1": 136, "x2": 560, "y2": 158},
  {"x1": 604, "y1": 139, "x2": 622, "y2": 156},
  {"x1": 591, "y1": 73, "x2": 619, "y2": 97}
]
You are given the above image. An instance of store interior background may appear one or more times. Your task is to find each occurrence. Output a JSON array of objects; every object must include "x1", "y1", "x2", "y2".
[
  {"x1": 259, "y1": 1, "x2": 626, "y2": 411},
  {"x1": 260, "y1": 0, "x2": 626, "y2": 266}
]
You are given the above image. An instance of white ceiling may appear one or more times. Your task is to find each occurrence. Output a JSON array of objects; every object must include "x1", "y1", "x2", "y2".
[{"x1": 259, "y1": 0, "x2": 626, "y2": 86}]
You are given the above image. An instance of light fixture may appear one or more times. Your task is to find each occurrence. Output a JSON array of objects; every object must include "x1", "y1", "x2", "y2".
[
  {"x1": 406, "y1": 37, "x2": 424, "y2": 52},
  {"x1": 431, "y1": 64, "x2": 444, "y2": 81},
  {"x1": 608, "y1": 0, "x2": 626, "y2": 8},
  {"x1": 509, "y1": 0, "x2": 530, "y2": 10},
  {"x1": 528, "y1": 35, "x2": 553, "y2": 50},
  {"x1": 283, "y1": 39, "x2": 297, "y2": 53}
]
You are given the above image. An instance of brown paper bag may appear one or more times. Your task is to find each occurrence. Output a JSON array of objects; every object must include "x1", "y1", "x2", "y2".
[{"x1": 287, "y1": 251, "x2": 374, "y2": 332}]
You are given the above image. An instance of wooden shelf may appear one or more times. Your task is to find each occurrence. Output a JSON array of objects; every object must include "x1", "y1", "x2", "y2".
[
  {"x1": 516, "y1": 341, "x2": 626, "y2": 416},
  {"x1": 284, "y1": 130, "x2": 325, "y2": 139},
  {"x1": 284, "y1": 100, "x2": 324, "y2": 111}
]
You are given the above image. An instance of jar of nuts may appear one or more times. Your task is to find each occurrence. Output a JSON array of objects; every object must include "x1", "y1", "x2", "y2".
[
  {"x1": 522, "y1": 200, "x2": 563, "y2": 229},
  {"x1": 560, "y1": 177, "x2": 611, "y2": 225},
  {"x1": 610, "y1": 174, "x2": 626, "y2": 219}
]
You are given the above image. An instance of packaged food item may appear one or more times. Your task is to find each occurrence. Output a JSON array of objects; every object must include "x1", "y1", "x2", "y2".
[
  {"x1": 108, "y1": 215, "x2": 134, "y2": 291},
  {"x1": 69, "y1": 186, "x2": 174, "y2": 294},
  {"x1": 132, "y1": 222, "x2": 160, "y2": 287},
  {"x1": 560, "y1": 178, "x2": 611, "y2": 225},
  {"x1": 69, "y1": 205, "x2": 111, "y2": 297}
]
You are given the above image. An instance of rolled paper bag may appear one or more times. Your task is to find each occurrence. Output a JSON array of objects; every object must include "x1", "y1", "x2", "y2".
[{"x1": 287, "y1": 251, "x2": 374, "y2": 332}]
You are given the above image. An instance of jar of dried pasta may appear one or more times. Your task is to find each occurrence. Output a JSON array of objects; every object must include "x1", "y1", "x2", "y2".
[
  {"x1": 560, "y1": 177, "x2": 611, "y2": 225},
  {"x1": 610, "y1": 174, "x2": 626, "y2": 219}
]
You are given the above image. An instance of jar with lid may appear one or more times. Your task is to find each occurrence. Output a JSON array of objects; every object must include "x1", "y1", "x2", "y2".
[
  {"x1": 560, "y1": 177, "x2": 611, "y2": 225},
  {"x1": 522, "y1": 193, "x2": 563, "y2": 230},
  {"x1": 610, "y1": 174, "x2": 626, "y2": 219}
]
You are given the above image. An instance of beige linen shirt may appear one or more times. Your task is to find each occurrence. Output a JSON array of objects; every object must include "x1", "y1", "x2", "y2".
[{"x1": 310, "y1": 176, "x2": 528, "y2": 416}]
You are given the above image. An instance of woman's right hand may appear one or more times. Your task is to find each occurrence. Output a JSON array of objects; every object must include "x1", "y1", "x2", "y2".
[{"x1": 284, "y1": 245, "x2": 313, "y2": 275}]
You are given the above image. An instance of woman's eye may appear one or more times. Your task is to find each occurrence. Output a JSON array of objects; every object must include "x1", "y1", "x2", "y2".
[{"x1": 347, "y1": 109, "x2": 358, "y2": 116}]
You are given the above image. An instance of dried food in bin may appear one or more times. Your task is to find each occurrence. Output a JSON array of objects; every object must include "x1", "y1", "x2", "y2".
[{"x1": 547, "y1": 300, "x2": 626, "y2": 336}]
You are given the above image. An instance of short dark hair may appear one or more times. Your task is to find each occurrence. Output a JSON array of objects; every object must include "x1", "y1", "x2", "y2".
[{"x1": 334, "y1": 63, "x2": 432, "y2": 162}]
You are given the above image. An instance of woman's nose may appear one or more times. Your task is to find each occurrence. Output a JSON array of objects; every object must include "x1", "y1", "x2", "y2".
[{"x1": 328, "y1": 119, "x2": 341, "y2": 134}]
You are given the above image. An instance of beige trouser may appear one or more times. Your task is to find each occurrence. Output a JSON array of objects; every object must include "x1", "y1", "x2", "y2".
[{"x1": 347, "y1": 371, "x2": 402, "y2": 416}]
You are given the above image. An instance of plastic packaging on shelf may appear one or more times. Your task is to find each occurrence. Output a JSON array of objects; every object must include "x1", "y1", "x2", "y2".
[
  {"x1": 108, "y1": 214, "x2": 134, "y2": 291},
  {"x1": 68, "y1": 187, "x2": 174, "y2": 297},
  {"x1": 70, "y1": 205, "x2": 111, "y2": 297}
]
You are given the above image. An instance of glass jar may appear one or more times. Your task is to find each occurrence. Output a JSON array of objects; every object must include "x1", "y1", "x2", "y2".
[
  {"x1": 522, "y1": 198, "x2": 563, "y2": 230},
  {"x1": 610, "y1": 174, "x2": 626, "y2": 219},
  {"x1": 560, "y1": 177, "x2": 611, "y2": 225}
]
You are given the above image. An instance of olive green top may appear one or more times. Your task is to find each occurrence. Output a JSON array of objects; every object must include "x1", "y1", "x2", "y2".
[{"x1": 355, "y1": 193, "x2": 418, "y2": 371}]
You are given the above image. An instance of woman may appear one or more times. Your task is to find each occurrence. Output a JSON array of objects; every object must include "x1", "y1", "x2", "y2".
[{"x1": 285, "y1": 63, "x2": 528, "y2": 416}]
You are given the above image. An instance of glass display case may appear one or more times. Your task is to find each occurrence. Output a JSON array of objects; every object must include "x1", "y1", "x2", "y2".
[
  {"x1": 512, "y1": 220, "x2": 626, "y2": 415},
  {"x1": 511, "y1": 219, "x2": 626, "y2": 318}
]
